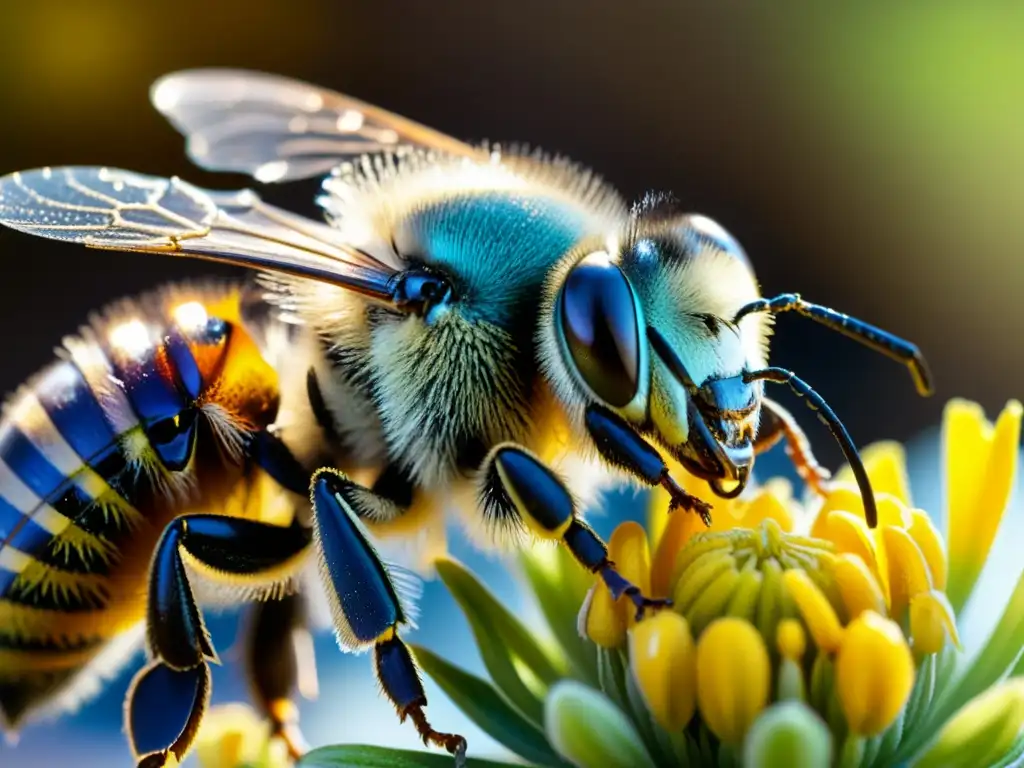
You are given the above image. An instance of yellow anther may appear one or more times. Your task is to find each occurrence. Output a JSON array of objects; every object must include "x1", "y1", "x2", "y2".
[
  {"x1": 832, "y1": 553, "x2": 887, "y2": 620},
  {"x1": 910, "y1": 589, "x2": 961, "y2": 655},
  {"x1": 776, "y1": 619, "x2": 806, "y2": 661},
  {"x1": 782, "y1": 569, "x2": 844, "y2": 653},
  {"x1": 673, "y1": 549, "x2": 737, "y2": 615},
  {"x1": 629, "y1": 612, "x2": 697, "y2": 731},
  {"x1": 835, "y1": 611, "x2": 914, "y2": 736},
  {"x1": 696, "y1": 618, "x2": 770, "y2": 744}
]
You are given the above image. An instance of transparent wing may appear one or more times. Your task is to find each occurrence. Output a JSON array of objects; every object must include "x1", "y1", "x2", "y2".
[
  {"x1": 0, "y1": 166, "x2": 398, "y2": 301},
  {"x1": 151, "y1": 69, "x2": 480, "y2": 183}
]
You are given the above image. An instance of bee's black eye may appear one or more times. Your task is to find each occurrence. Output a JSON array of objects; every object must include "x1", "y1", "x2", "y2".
[{"x1": 558, "y1": 253, "x2": 640, "y2": 407}]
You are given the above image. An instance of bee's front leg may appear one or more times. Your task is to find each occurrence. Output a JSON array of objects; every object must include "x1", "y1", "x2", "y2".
[
  {"x1": 480, "y1": 443, "x2": 671, "y2": 621},
  {"x1": 126, "y1": 516, "x2": 312, "y2": 768},
  {"x1": 584, "y1": 405, "x2": 713, "y2": 525}
]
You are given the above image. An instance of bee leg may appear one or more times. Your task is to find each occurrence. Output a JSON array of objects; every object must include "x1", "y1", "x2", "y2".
[
  {"x1": 755, "y1": 397, "x2": 832, "y2": 496},
  {"x1": 244, "y1": 592, "x2": 317, "y2": 760},
  {"x1": 126, "y1": 515, "x2": 311, "y2": 768},
  {"x1": 584, "y1": 404, "x2": 713, "y2": 525},
  {"x1": 310, "y1": 469, "x2": 467, "y2": 765},
  {"x1": 481, "y1": 443, "x2": 671, "y2": 621},
  {"x1": 251, "y1": 429, "x2": 313, "y2": 496}
]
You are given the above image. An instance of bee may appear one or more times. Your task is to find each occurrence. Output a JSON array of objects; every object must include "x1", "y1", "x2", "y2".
[{"x1": 0, "y1": 69, "x2": 932, "y2": 767}]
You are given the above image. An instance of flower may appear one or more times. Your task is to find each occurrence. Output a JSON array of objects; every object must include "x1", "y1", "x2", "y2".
[
  {"x1": 409, "y1": 398, "x2": 1024, "y2": 767},
  {"x1": 193, "y1": 703, "x2": 290, "y2": 768}
]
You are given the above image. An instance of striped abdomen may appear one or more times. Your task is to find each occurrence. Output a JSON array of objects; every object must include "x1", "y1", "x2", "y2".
[{"x1": 0, "y1": 284, "x2": 282, "y2": 729}]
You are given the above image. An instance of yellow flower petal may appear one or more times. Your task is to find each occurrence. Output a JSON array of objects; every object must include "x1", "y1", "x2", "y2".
[
  {"x1": 882, "y1": 525, "x2": 933, "y2": 620},
  {"x1": 945, "y1": 399, "x2": 1023, "y2": 613},
  {"x1": 696, "y1": 618, "x2": 770, "y2": 744},
  {"x1": 738, "y1": 488, "x2": 795, "y2": 533},
  {"x1": 910, "y1": 589, "x2": 961, "y2": 655},
  {"x1": 776, "y1": 619, "x2": 807, "y2": 661},
  {"x1": 835, "y1": 612, "x2": 914, "y2": 736},
  {"x1": 650, "y1": 503, "x2": 705, "y2": 597},
  {"x1": 908, "y1": 508, "x2": 948, "y2": 590},
  {"x1": 581, "y1": 582, "x2": 627, "y2": 649},
  {"x1": 835, "y1": 440, "x2": 911, "y2": 506},
  {"x1": 783, "y1": 570, "x2": 844, "y2": 653},
  {"x1": 832, "y1": 553, "x2": 887, "y2": 620},
  {"x1": 915, "y1": 679, "x2": 1024, "y2": 768},
  {"x1": 811, "y1": 484, "x2": 910, "y2": 537},
  {"x1": 608, "y1": 522, "x2": 651, "y2": 627},
  {"x1": 822, "y1": 511, "x2": 879, "y2": 573},
  {"x1": 810, "y1": 485, "x2": 864, "y2": 539},
  {"x1": 629, "y1": 612, "x2": 697, "y2": 731}
]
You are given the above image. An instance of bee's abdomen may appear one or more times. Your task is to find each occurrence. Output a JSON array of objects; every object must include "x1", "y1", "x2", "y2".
[
  {"x1": 0, "y1": 284, "x2": 280, "y2": 728},
  {"x1": 0, "y1": 353, "x2": 147, "y2": 609}
]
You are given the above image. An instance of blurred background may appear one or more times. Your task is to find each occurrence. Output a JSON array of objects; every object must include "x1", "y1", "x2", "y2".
[{"x1": 0, "y1": 2, "x2": 1021, "y2": 766}]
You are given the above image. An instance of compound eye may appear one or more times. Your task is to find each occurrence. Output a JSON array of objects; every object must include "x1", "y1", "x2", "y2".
[{"x1": 558, "y1": 252, "x2": 640, "y2": 407}]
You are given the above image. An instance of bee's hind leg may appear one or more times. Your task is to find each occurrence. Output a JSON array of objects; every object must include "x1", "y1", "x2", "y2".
[
  {"x1": 244, "y1": 591, "x2": 317, "y2": 760},
  {"x1": 126, "y1": 516, "x2": 312, "y2": 768},
  {"x1": 480, "y1": 443, "x2": 671, "y2": 621},
  {"x1": 309, "y1": 469, "x2": 467, "y2": 765}
]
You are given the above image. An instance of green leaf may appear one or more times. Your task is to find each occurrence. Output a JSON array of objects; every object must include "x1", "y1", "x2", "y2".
[
  {"x1": 298, "y1": 745, "x2": 517, "y2": 768},
  {"x1": 518, "y1": 544, "x2": 599, "y2": 686},
  {"x1": 545, "y1": 680, "x2": 653, "y2": 768},
  {"x1": 436, "y1": 558, "x2": 564, "y2": 725},
  {"x1": 596, "y1": 646, "x2": 629, "y2": 711},
  {"x1": 411, "y1": 644, "x2": 568, "y2": 767},
  {"x1": 916, "y1": 567, "x2": 1024, "y2": 751}
]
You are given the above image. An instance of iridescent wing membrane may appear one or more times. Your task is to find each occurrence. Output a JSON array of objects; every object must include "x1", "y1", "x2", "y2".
[
  {"x1": 151, "y1": 68, "x2": 479, "y2": 182},
  {"x1": 0, "y1": 167, "x2": 399, "y2": 301},
  {"x1": 0, "y1": 70, "x2": 483, "y2": 299}
]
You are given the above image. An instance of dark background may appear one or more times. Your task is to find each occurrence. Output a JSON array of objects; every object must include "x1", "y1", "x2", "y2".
[{"x1": 0, "y1": 2, "x2": 1021, "y2": 766}]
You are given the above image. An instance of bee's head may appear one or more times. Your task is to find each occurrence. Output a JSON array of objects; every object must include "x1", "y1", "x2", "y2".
[{"x1": 546, "y1": 210, "x2": 771, "y2": 498}]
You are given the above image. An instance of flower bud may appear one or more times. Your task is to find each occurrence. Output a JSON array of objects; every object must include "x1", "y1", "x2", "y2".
[
  {"x1": 696, "y1": 618, "x2": 770, "y2": 744},
  {"x1": 835, "y1": 612, "x2": 914, "y2": 736},
  {"x1": 915, "y1": 679, "x2": 1024, "y2": 768},
  {"x1": 743, "y1": 702, "x2": 833, "y2": 768},
  {"x1": 629, "y1": 612, "x2": 696, "y2": 731},
  {"x1": 580, "y1": 583, "x2": 627, "y2": 649},
  {"x1": 545, "y1": 681, "x2": 652, "y2": 768}
]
